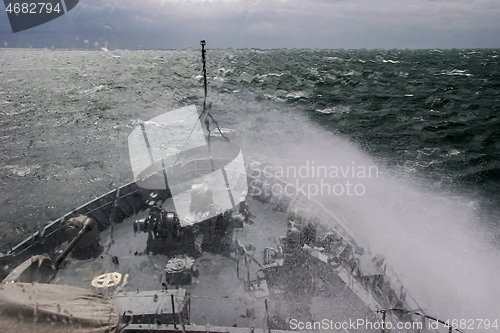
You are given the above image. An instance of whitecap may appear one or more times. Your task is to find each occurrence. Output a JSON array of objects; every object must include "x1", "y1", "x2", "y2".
[
  {"x1": 315, "y1": 105, "x2": 350, "y2": 115},
  {"x1": 447, "y1": 149, "x2": 462, "y2": 156},
  {"x1": 286, "y1": 92, "x2": 305, "y2": 99},
  {"x1": 324, "y1": 56, "x2": 344, "y2": 62},
  {"x1": 315, "y1": 108, "x2": 334, "y2": 114}
]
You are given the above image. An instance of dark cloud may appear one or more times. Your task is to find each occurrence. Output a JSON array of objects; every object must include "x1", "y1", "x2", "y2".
[{"x1": 1, "y1": 0, "x2": 499, "y2": 49}]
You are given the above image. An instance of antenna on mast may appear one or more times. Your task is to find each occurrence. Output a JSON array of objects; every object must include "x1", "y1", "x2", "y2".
[{"x1": 200, "y1": 40, "x2": 208, "y2": 113}]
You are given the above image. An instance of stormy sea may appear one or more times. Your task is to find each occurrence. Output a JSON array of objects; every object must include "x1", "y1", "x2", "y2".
[{"x1": 1, "y1": 48, "x2": 499, "y2": 327}]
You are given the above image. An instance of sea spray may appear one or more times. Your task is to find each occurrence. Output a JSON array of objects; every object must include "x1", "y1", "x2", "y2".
[{"x1": 238, "y1": 106, "x2": 500, "y2": 325}]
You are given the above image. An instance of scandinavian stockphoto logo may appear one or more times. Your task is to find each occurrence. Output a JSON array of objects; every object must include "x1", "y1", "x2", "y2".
[
  {"x1": 127, "y1": 105, "x2": 248, "y2": 227},
  {"x1": 249, "y1": 160, "x2": 379, "y2": 199},
  {"x1": 3, "y1": 0, "x2": 79, "y2": 33}
]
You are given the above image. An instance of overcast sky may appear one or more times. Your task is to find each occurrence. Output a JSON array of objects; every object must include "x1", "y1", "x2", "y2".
[{"x1": 2, "y1": 0, "x2": 500, "y2": 49}]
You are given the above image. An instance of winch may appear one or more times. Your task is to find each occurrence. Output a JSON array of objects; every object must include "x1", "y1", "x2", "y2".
[
  {"x1": 133, "y1": 206, "x2": 180, "y2": 240},
  {"x1": 165, "y1": 255, "x2": 198, "y2": 285}
]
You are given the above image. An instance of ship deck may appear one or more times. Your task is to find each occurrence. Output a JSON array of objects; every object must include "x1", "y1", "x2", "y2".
[{"x1": 52, "y1": 196, "x2": 379, "y2": 331}]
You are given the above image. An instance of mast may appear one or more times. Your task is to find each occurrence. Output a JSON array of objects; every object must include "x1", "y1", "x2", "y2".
[
  {"x1": 200, "y1": 40, "x2": 216, "y2": 173},
  {"x1": 201, "y1": 40, "x2": 208, "y2": 114}
]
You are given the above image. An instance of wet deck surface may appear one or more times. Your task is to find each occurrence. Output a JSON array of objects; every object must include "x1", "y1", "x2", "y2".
[{"x1": 53, "y1": 197, "x2": 379, "y2": 331}]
